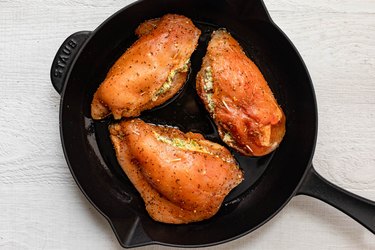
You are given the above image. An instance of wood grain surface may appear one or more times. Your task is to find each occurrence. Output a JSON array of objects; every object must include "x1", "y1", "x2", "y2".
[{"x1": 0, "y1": 0, "x2": 374, "y2": 249}]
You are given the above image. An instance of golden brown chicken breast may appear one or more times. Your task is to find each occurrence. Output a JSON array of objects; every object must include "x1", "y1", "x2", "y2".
[
  {"x1": 109, "y1": 119, "x2": 243, "y2": 224},
  {"x1": 91, "y1": 14, "x2": 201, "y2": 120},
  {"x1": 196, "y1": 29, "x2": 286, "y2": 156}
]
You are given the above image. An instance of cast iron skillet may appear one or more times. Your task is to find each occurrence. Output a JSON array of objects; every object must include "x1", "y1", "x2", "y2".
[{"x1": 50, "y1": 0, "x2": 375, "y2": 247}]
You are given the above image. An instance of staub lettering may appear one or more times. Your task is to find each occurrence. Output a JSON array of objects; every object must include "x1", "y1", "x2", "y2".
[{"x1": 53, "y1": 39, "x2": 78, "y2": 78}]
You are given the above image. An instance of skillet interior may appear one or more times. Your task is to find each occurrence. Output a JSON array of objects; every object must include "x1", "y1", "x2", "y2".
[{"x1": 60, "y1": 0, "x2": 317, "y2": 247}]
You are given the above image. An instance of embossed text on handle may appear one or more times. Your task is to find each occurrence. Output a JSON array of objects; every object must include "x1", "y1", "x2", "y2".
[{"x1": 53, "y1": 39, "x2": 78, "y2": 78}]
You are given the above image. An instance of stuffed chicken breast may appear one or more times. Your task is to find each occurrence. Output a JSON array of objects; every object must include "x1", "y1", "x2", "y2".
[
  {"x1": 109, "y1": 119, "x2": 243, "y2": 224},
  {"x1": 196, "y1": 30, "x2": 286, "y2": 156},
  {"x1": 91, "y1": 14, "x2": 201, "y2": 119}
]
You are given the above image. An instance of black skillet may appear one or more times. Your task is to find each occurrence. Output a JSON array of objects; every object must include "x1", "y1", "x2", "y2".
[{"x1": 50, "y1": 0, "x2": 375, "y2": 247}]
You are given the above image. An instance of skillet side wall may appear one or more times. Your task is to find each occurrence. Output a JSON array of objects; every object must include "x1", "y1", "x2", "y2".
[{"x1": 60, "y1": 0, "x2": 318, "y2": 246}]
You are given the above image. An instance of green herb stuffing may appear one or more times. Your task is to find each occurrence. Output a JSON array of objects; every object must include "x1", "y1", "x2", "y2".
[
  {"x1": 154, "y1": 133, "x2": 210, "y2": 154},
  {"x1": 203, "y1": 66, "x2": 215, "y2": 112},
  {"x1": 152, "y1": 60, "x2": 190, "y2": 101}
]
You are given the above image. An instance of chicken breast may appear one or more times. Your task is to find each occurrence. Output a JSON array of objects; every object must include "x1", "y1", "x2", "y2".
[
  {"x1": 109, "y1": 119, "x2": 243, "y2": 224},
  {"x1": 196, "y1": 30, "x2": 286, "y2": 156},
  {"x1": 91, "y1": 14, "x2": 201, "y2": 120}
]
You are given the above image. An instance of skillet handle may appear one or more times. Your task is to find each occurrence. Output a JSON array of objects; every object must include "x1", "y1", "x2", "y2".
[
  {"x1": 50, "y1": 31, "x2": 91, "y2": 94},
  {"x1": 225, "y1": 0, "x2": 272, "y2": 22},
  {"x1": 297, "y1": 166, "x2": 375, "y2": 234}
]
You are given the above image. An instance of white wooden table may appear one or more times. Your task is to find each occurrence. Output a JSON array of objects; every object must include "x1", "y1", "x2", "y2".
[{"x1": 1, "y1": 0, "x2": 374, "y2": 249}]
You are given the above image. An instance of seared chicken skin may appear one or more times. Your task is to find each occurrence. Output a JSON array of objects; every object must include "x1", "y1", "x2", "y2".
[
  {"x1": 91, "y1": 14, "x2": 201, "y2": 119},
  {"x1": 109, "y1": 119, "x2": 243, "y2": 224},
  {"x1": 196, "y1": 30, "x2": 286, "y2": 156}
]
